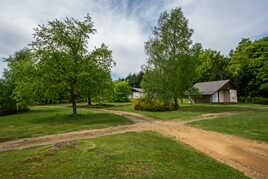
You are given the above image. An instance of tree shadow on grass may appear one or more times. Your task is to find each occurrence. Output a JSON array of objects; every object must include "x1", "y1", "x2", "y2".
[
  {"x1": 28, "y1": 112, "x2": 130, "y2": 126},
  {"x1": 178, "y1": 104, "x2": 254, "y2": 113}
]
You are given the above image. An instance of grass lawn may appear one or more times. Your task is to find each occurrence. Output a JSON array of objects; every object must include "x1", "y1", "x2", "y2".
[
  {"x1": 189, "y1": 111, "x2": 268, "y2": 143},
  {"x1": 106, "y1": 103, "x2": 267, "y2": 120},
  {"x1": 0, "y1": 106, "x2": 132, "y2": 142},
  {"x1": 0, "y1": 132, "x2": 248, "y2": 179}
]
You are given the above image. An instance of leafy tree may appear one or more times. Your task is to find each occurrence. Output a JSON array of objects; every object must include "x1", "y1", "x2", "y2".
[
  {"x1": 3, "y1": 48, "x2": 36, "y2": 111},
  {"x1": 31, "y1": 15, "x2": 114, "y2": 115},
  {"x1": 142, "y1": 8, "x2": 199, "y2": 108},
  {"x1": 112, "y1": 81, "x2": 132, "y2": 102},
  {"x1": 196, "y1": 49, "x2": 230, "y2": 82},
  {"x1": 124, "y1": 71, "x2": 144, "y2": 88},
  {"x1": 0, "y1": 78, "x2": 18, "y2": 115},
  {"x1": 80, "y1": 44, "x2": 114, "y2": 106},
  {"x1": 229, "y1": 37, "x2": 268, "y2": 97}
]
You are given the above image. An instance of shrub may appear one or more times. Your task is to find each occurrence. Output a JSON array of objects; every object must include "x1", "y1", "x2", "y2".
[
  {"x1": 112, "y1": 81, "x2": 132, "y2": 102},
  {"x1": 252, "y1": 97, "x2": 268, "y2": 105},
  {"x1": 132, "y1": 97, "x2": 177, "y2": 111},
  {"x1": 239, "y1": 96, "x2": 268, "y2": 105}
]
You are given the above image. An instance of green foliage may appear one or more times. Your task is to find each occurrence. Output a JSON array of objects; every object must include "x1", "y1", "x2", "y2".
[
  {"x1": 229, "y1": 37, "x2": 268, "y2": 97},
  {"x1": 2, "y1": 48, "x2": 35, "y2": 113},
  {"x1": 142, "y1": 8, "x2": 199, "y2": 108},
  {"x1": 196, "y1": 49, "x2": 230, "y2": 82},
  {"x1": 0, "y1": 79, "x2": 18, "y2": 115},
  {"x1": 123, "y1": 71, "x2": 144, "y2": 88},
  {"x1": 132, "y1": 97, "x2": 177, "y2": 111},
  {"x1": 239, "y1": 96, "x2": 268, "y2": 105},
  {"x1": 112, "y1": 81, "x2": 132, "y2": 102},
  {"x1": 31, "y1": 15, "x2": 114, "y2": 114}
]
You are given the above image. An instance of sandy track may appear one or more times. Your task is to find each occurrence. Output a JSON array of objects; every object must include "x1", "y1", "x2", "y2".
[{"x1": 0, "y1": 109, "x2": 268, "y2": 178}]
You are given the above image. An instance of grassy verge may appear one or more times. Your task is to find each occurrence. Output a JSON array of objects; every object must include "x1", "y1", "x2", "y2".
[
  {"x1": 189, "y1": 111, "x2": 268, "y2": 142},
  {"x1": 0, "y1": 106, "x2": 132, "y2": 142},
  {"x1": 0, "y1": 132, "x2": 248, "y2": 179},
  {"x1": 105, "y1": 103, "x2": 266, "y2": 120}
]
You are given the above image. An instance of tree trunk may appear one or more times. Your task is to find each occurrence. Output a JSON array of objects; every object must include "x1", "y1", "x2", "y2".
[
  {"x1": 71, "y1": 89, "x2": 77, "y2": 115},
  {"x1": 174, "y1": 97, "x2": 179, "y2": 109},
  {"x1": 72, "y1": 98, "x2": 77, "y2": 115},
  {"x1": 88, "y1": 97, "x2": 92, "y2": 107}
]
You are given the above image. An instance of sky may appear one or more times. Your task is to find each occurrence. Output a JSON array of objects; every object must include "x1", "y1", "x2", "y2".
[{"x1": 0, "y1": 0, "x2": 268, "y2": 79}]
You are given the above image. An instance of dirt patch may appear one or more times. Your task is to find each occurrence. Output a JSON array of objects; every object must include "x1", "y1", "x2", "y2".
[
  {"x1": 0, "y1": 110, "x2": 268, "y2": 178},
  {"x1": 53, "y1": 141, "x2": 77, "y2": 149}
]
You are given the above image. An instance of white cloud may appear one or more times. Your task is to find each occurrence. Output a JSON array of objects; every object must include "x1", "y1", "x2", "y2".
[{"x1": 0, "y1": 0, "x2": 268, "y2": 78}]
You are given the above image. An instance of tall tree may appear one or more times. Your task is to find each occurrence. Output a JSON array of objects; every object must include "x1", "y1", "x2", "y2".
[
  {"x1": 80, "y1": 44, "x2": 114, "y2": 106},
  {"x1": 196, "y1": 49, "x2": 230, "y2": 82},
  {"x1": 229, "y1": 37, "x2": 268, "y2": 97},
  {"x1": 31, "y1": 15, "x2": 113, "y2": 115},
  {"x1": 142, "y1": 8, "x2": 198, "y2": 108},
  {"x1": 4, "y1": 48, "x2": 36, "y2": 111}
]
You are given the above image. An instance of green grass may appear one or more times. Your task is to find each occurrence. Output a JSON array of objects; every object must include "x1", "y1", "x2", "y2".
[
  {"x1": 0, "y1": 106, "x2": 132, "y2": 142},
  {"x1": 190, "y1": 111, "x2": 268, "y2": 142},
  {"x1": 107, "y1": 103, "x2": 267, "y2": 120},
  {"x1": 0, "y1": 132, "x2": 248, "y2": 179}
]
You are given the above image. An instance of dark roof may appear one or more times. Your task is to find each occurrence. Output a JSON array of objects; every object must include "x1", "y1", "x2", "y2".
[
  {"x1": 193, "y1": 80, "x2": 231, "y2": 95},
  {"x1": 132, "y1": 88, "x2": 144, "y2": 93}
]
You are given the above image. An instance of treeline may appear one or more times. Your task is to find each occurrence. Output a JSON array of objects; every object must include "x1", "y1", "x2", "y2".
[
  {"x1": 119, "y1": 71, "x2": 144, "y2": 88},
  {"x1": 195, "y1": 37, "x2": 268, "y2": 99},
  {"x1": 132, "y1": 8, "x2": 268, "y2": 111},
  {"x1": 0, "y1": 15, "x2": 132, "y2": 115}
]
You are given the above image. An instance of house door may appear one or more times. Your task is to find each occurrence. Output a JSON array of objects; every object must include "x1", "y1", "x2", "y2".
[{"x1": 215, "y1": 92, "x2": 219, "y2": 103}]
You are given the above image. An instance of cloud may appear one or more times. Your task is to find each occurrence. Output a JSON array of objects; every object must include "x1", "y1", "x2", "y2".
[{"x1": 0, "y1": 0, "x2": 268, "y2": 78}]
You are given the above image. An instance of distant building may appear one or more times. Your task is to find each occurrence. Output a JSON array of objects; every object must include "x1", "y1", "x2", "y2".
[
  {"x1": 191, "y1": 80, "x2": 238, "y2": 104},
  {"x1": 131, "y1": 88, "x2": 145, "y2": 99}
]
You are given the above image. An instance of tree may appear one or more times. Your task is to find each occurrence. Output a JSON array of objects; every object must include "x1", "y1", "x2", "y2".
[
  {"x1": 112, "y1": 81, "x2": 132, "y2": 102},
  {"x1": 142, "y1": 8, "x2": 199, "y2": 108},
  {"x1": 124, "y1": 71, "x2": 144, "y2": 88},
  {"x1": 196, "y1": 49, "x2": 230, "y2": 82},
  {"x1": 229, "y1": 37, "x2": 268, "y2": 97},
  {"x1": 80, "y1": 44, "x2": 114, "y2": 106},
  {"x1": 3, "y1": 48, "x2": 36, "y2": 111},
  {"x1": 31, "y1": 14, "x2": 114, "y2": 115}
]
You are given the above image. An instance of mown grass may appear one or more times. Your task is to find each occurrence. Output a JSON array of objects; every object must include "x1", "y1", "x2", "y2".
[
  {"x1": 107, "y1": 103, "x2": 267, "y2": 120},
  {"x1": 190, "y1": 111, "x2": 268, "y2": 142},
  {"x1": 0, "y1": 106, "x2": 132, "y2": 142},
  {"x1": 0, "y1": 132, "x2": 248, "y2": 179}
]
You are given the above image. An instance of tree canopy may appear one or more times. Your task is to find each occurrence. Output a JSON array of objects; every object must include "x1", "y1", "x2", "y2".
[
  {"x1": 142, "y1": 8, "x2": 199, "y2": 108},
  {"x1": 30, "y1": 14, "x2": 114, "y2": 114}
]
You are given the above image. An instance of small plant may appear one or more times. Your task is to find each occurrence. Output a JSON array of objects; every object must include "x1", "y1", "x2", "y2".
[{"x1": 132, "y1": 97, "x2": 177, "y2": 111}]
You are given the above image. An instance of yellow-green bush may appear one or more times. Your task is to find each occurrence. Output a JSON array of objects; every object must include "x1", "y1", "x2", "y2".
[{"x1": 132, "y1": 97, "x2": 177, "y2": 111}]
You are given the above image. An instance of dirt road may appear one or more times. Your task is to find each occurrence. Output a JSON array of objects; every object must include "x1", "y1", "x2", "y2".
[{"x1": 0, "y1": 109, "x2": 268, "y2": 179}]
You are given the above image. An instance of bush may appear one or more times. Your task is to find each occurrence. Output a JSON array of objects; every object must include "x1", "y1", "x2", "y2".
[
  {"x1": 252, "y1": 97, "x2": 268, "y2": 105},
  {"x1": 112, "y1": 81, "x2": 132, "y2": 102},
  {"x1": 132, "y1": 97, "x2": 177, "y2": 111},
  {"x1": 239, "y1": 96, "x2": 268, "y2": 105},
  {"x1": 0, "y1": 79, "x2": 28, "y2": 115}
]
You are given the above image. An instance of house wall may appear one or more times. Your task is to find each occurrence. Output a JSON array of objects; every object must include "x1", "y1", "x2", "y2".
[
  {"x1": 132, "y1": 92, "x2": 145, "y2": 99},
  {"x1": 211, "y1": 93, "x2": 216, "y2": 103},
  {"x1": 194, "y1": 95, "x2": 211, "y2": 103},
  {"x1": 230, "y1": 89, "x2": 238, "y2": 103}
]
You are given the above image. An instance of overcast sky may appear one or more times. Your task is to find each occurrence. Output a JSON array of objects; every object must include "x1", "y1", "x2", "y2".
[{"x1": 0, "y1": 0, "x2": 268, "y2": 79}]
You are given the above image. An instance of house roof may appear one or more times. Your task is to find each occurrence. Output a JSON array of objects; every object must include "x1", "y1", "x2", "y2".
[
  {"x1": 193, "y1": 80, "x2": 231, "y2": 95},
  {"x1": 132, "y1": 88, "x2": 144, "y2": 93}
]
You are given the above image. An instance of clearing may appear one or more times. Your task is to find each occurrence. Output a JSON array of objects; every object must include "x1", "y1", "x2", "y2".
[
  {"x1": 0, "y1": 105, "x2": 132, "y2": 142},
  {"x1": 1, "y1": 103, "x2": 268, "y2": 178},
  {"x1": 0, "y1": 132, "x2": 248, "y2": 179}
]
